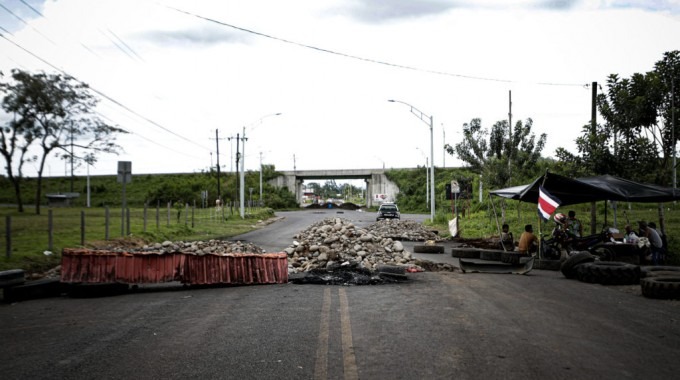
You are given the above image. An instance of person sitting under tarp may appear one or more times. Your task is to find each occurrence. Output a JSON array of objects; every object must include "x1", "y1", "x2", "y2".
[
  {"x1": 623, "y1": 224, "x2": 639, "y2": 244},
  {"x1": 518, "y1": 224, "x2": 538, "y2": 254},
  {"x1": 499, "y1": 223, "x2": 514, "y2": 251},
  {"x1": 640, "y1": 221, "x2": 664, "y2": 265}
]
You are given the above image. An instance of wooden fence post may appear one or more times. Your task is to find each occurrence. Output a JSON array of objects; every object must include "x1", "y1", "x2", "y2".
[
  {"x1": 48, "y1": 209, "x2": 53, "y2": 252},
  {"x1": 81, "y1": 210, "x2": 85, "y2": 246},
  {"x1": 5, "y1": 215, "x2": 10, "y2": 258},
  {"x1": 105, "y1": 206, "x2": 110, "y2": 240}
]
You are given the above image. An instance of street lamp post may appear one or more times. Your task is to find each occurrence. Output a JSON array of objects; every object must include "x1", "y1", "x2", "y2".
[
  {"x1": 389, "y1": 99, "x2": 435, "y2": 222},
  {"x1": 240, "y1": 112, "x2": 282, "y2": 218}
]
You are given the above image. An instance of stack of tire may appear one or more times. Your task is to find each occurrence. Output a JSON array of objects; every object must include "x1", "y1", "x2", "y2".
[
  {"x1": 560, "y1": 252, "x2": 680, "y2": 300},
  {"x1": 639, "y1": 266, "x2": 680, "y2": 300}
]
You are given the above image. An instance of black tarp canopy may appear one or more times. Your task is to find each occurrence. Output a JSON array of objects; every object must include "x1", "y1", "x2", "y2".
[{"x1": 490, "y1": 172, "x2": 680, "y2": 205}]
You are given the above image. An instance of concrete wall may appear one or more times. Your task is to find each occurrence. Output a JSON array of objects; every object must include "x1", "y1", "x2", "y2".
[{"x1": 269, "y1": 169, "x2": 403, "y2": 207}]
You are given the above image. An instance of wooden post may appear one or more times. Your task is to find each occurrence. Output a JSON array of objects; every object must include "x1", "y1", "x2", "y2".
[
  {"x1": 192, "y1": 200, "x2": 196, "y2": 228},
  {"x1": 80, "y1": 210, "x2": 85, "y2": 246},
  {"x1": 105, "y1": 206, "x2": 110, "y2": 240},
  {"x1": 5, "y1": 216, "x2": 11, "y2": 258},
  {"x1": 48, "y1": 209, "x2": 53, "y2": 252}
]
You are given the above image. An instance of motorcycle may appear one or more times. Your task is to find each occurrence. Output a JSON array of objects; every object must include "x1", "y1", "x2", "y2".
[{"x1": 540, "y1": 223, "x2": 617, "y2": 260}]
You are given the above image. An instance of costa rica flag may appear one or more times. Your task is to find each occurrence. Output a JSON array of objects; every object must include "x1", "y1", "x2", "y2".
[{"x1": 538, "y1": 186, "x2": 561, "y2": 221}]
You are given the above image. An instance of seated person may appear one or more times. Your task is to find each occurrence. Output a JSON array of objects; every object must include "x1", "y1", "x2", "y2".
[
  {"x1": 518, "y1": 224, "x2": 538, "y2": 254},
  {"x1": 499, "y1": 223, "x2": 514, "y2": 250},
  {"x1": 623, "y1": 224, "x2": 638, "y2": 244}
]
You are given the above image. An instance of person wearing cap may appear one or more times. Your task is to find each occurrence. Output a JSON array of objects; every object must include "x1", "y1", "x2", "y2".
[
  {"x1": 639, "y1": 221, "x2": 664, "y2": 264},
  {"x1": 566, "y1": 210, "x2": 583, "y2": 238},
  {"x1": 518, "y1": 224, "x2": 538, "y2": 254}
]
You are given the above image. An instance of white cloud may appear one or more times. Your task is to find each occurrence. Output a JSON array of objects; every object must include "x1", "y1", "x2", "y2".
[{"x1": 0, "y1": 0, "x2": 678, "y2": 179}]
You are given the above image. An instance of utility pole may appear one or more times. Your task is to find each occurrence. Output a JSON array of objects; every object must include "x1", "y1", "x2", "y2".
[
  {"x1": 240, "y1": 128, "x2": 248, "y2": 218},
  {"x1": 507, "y1": 90, "x2": 512, "y2": 180},
  {"x1": 591, "y1": 81, "x2": 597, "y2": 234},
  {"x1": 442, "y1": 124, "x2": 445, "y2": 168},
  {"x1": 259, "y1": 152, "x2": 264, "y2": 207},
  {"x1": 673, "y1": 78, "x2": 676, "y2": 193},
  {"x1": 209, "y1": 130, "x2": 227, "y2": 202},
  {"x1": 235, "y1": 133, "x2": 240, "y2": 216}
]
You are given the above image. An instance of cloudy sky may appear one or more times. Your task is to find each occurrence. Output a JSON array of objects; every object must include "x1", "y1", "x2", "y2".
[{"x1": 1, "y1": 0, "x2": 679, "y2": 178}]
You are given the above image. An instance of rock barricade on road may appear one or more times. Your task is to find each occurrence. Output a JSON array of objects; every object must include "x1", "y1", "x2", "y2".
[
  {"x1": 365, "y1": 219, "x2": 442, "y2": 242},
  {"x1": 88, "y1": 239, "x2": 266, "y2": 255},
  {"x1": 285, "y1": 217, "x2": 454, "y2": 274}
]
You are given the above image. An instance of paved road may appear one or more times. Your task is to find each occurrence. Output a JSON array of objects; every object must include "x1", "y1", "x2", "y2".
[{"x1": 1, "y1": 210, "x2": 679, "y2": 379}]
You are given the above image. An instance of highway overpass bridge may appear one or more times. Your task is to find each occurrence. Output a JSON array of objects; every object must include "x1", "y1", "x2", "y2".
[{"x1": 269, "y1": 168, "x2": 410, "y2": 207}]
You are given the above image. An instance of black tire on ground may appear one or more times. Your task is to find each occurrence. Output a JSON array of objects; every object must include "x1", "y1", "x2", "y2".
[
  {"x1": 67, "y1": 282, "x2": 130, "y2": 298},
  {"x1": 500, "y1": 252, "x2": 529, "y2": 265},
  {"x1": 0, "y1": 269, "x2": 25, "y2": 288},
  {"x1": 375, "y1": 264, "x2": 406, "y2": 275},
  {"x1": 3, "y1": 278, "x2": 65, "y2": 303},
  {"x1": 413, "y1": 245, "x2": 445, "y2": 254},
  {"x1": 560, "y1": 252, "x2": 596, "y2": 279},
  {"x1": 640, "y1": 277, "x2": 680, "y2": 299},
  {"x1": 479, "y1": 250, "x2": 503, "y2": 261},
  {"x1": 534, "y1": 259, "x2": 562, "y2": 271},
  {"x1": 640, "y1": 265, "x2": 680, "y2": 278},
  {"x1": 451, "y1": 248, "x2": 481, "y2": 259},
  {"x1": 576, "y1": 261, "x2": 641, "y2": 285}
]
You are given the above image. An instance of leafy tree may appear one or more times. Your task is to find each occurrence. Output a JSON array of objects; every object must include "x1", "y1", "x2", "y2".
[
  {"x1": 445, "y1": 117, "x2": 546, "y2": 189},
  {"x1": 557, "y1": 51, "x2": 680, "y2": 185},
  {"x1": 0, "y1": 69, "x2": 127, "y2": 214}
]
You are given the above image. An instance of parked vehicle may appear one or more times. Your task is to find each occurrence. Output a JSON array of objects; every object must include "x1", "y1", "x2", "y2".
[{"x1": 376, "y1": 203, "x2": 400, "y2": 221}]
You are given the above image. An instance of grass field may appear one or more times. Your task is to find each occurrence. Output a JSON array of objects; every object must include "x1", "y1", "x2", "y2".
[{"x1": 0, "y1": 205, "x2": 275, "y2": 273}]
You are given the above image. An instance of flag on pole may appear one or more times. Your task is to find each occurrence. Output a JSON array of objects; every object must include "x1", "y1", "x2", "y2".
[{"x1": 538, "y1": 186, "x2": 561, "y2": 221}]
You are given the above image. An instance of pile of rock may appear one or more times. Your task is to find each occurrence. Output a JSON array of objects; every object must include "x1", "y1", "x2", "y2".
[
  {"x1": 365, "y1": 219, "x2": 443, "y2": 242},
  {"x1": 285, "y1": 217, "x2": 446, "y2": 273},
  {"x1": 89, "y1": 239, "x2": 266, "y2": 256}
]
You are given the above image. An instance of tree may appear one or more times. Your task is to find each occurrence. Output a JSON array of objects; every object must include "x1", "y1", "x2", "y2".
[
  {"x1": 445, "y1": 117, "x2": 546, "y2": 189},
  {"x1": 0, "y1": 72, "x2": 35, "y2": 212},
  {"x1": 557, "y1": 51, "x2": 680, "y2": 185},
  {"x1": 0, "y1": 69, "x2": 127, "y2": 214}
]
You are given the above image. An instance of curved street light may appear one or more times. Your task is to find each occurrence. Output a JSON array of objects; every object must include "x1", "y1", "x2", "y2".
[{"x1": 388, "y1": 99, "x2": 435, "y2": 222}]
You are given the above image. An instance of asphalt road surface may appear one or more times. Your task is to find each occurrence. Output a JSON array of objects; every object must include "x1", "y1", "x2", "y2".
[{"x1": 1, "y1": 209, "x2": 679, "y2": 379}]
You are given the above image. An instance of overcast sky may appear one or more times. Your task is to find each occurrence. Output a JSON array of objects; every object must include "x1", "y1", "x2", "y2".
[{"x1": 1, "y1": 0, "x2": 679, "y2": 179}]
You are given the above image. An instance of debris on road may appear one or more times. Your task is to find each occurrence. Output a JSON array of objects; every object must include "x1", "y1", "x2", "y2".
[{"x1": 285, "y1": 218, "x2": 455, "y2": 278}]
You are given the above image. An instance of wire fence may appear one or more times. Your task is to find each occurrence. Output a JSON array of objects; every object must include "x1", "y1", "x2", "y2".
[{"x1": 1, "y1": 201, "x2": 264, "y2": 259}]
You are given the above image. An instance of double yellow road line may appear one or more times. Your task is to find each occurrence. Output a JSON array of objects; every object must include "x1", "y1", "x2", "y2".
[{"x1": 314, "y1": 288, "x2": 358, "y2": 380}]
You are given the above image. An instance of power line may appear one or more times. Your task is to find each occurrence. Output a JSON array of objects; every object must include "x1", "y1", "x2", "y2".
[
  {"x1": 163, "y1": 4, "x2": 587, "y2": 87},
  {"x1": 0, "y1": 32, "x2": 210, "y2": 152}
]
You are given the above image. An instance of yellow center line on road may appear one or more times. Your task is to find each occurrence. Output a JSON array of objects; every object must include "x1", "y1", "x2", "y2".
[
  {"x1": 314, "y1": 288, "x2": 331, "y2": 380},
  {"x1": 339, "y1": 288, "x2": 358, "y2": 380}
]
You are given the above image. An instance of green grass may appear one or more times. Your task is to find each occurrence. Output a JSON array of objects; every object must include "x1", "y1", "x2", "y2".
[
  {"x1": 430, "y1": 200, "x2": 680, "y2": 265},
  {"x1": 0, "y1": 205, "x2": 275, "y2": 273}
]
